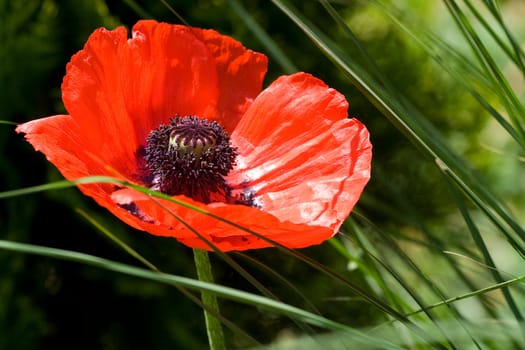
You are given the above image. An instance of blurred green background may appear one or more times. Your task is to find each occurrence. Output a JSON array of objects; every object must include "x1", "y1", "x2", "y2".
[{"x1": 1, "y1": 0, "x2": 524, "y2": 349}]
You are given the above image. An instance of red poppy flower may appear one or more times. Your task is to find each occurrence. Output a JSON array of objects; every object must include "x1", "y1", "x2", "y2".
[{"x1": 17, "y1": 20, "x2": 372, "y2": 251}]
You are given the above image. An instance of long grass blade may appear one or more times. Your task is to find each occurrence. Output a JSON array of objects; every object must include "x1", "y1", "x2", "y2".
[
  {"x1": 0, "y1": 239, "x2": 405, "y2": 350},
  {"x1": 75, "y1": 208, "x2": 159, "y2": 272},
  {"x1": 77, "y1": 207, "x2": 260, "y2": 346},
  {"x1": 443, "y1": 0, "x2": 525, "y2": 135},
  {"x1": 270, "y1": 0, "x2": 525, "y2": 254},
  {"x1": 444, "y1": 176, "x2": 525, "y2": 342},
  {"x1": 1, "y1": 177, "x2": 445, "y2": 345},
  {"x1": 226, "y1": 0, "x2": 297, "y2": 73}
]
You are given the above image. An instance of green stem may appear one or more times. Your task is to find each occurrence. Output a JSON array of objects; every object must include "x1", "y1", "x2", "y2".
[{"x1": 193, "y1": 248, "x2": 226, "y2": 350}]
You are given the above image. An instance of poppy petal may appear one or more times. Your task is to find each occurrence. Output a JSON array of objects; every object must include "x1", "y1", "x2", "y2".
[
  {"x1": 16, "y1": 115, "x2": 119, "y2": 203},
  {"x1": 109, "y1": 187, "x2": 335, "y2": 251},
  {"x1": 61, "y1": 20, "x2": 268, "y2": 179},
  {"x1": 229, "y1": 72, "x2": 372, "y2": 232},
  {"x1": 190, "y1": 28, "x2": 268, "y2": 132},
  {"x1": 105, "y1": 73, "x2": 371, "y2": 251},
  {"x1": 18, "y1": 21, "x2": 371, "y2": 252},
  {"x1": 62, "y1": 21, "x2": 221, "y2": 177}
]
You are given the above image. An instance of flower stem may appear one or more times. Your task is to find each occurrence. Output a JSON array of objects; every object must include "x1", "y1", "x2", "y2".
[{"x1": 193, "y1": 248, "x2": 226, "y2": 350}]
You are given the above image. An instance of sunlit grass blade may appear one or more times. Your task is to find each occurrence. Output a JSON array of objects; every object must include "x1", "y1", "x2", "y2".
[
  {"x1": 405, "y1": 271, "x2": 525, "y2": 318},
  {"x1": 270, "y1": 0, "x2": 525, "y2": 253},
  {"x1": 462, "y1": 0, "x2": 525, "y2": 74},
  {"x1": 1, "y1": 177, "x2": 446, "y2": 345},
  {"x1": 444, "y1": 177, "x2": 525, "y2": 342},
  {"x1": 369, "y1": 1, "x2": 525, "y2": 149},
  {"x1": 345, "y1": 219, "x2": 482, "y2": 349},
  {"x1": 443, "y1": 0, "x2": 525, "y2": 134},
  {"x1": 0, "y1": 178, "x2": 81, "y2": 198},
  {"x1": 0, "y1": 176, "x2": 214, "y2": 216},
  {"x1": 0, "y1": 120, "x2": 17, "y2": 125},
  {"x1": 0, "y1": 239, "x2": 406, "y2": 350},
  {"x1": 479, "y1": 0, "x2": 525, "y2": 74}
]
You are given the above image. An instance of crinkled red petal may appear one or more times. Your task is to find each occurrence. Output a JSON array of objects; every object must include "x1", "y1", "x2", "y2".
[
  {"x1": 107, "y1": 73, "x2": 372, "y2": 251},
  {"x1": 61, "y1": 20, "x2": 267, "y2": 179},
  {"x1": 16, "y1": 115, "x2": 324, "y2": 251},
  {"x1": 17, "y1": 22, "x2": 371, "y2": 252},
  {"x1": 190, "y1": 27, "x2": 268, "y2": 132},
  {"x1": 15, "y1": 115, "x2": 122, "y2": 204},
  {"x1": 109, "y1": 188, "x2": 335, "y2": 251},
  {"x1": 228, "y1": 72, "x2": 372, "y2": 234}
]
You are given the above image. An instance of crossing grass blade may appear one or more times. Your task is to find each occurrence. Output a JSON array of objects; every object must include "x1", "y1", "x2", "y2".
[
  {"x1": 0, "y1": 177, "x2": 441, "y2": 345},
  {"x1": 268, "y1": 0, "x2": 525, "y2": 348},
  {"x1": 270, "y1": 0, "x2": 525, "y2": 250},
  {"x1": 0, "y1": 239, "x2": 406, "y2": 350},
  {"x1": 76, "y1": 207, "x2": 261, "y2": 347}
]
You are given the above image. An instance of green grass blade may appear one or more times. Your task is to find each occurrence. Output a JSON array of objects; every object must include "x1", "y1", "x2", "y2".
[
  {"x1": 475, "y1": 0, "x2": 525, "y2": 74},
  {"x1": 75, "y1": 208, "x2": 160, "y2": 272},
  {"x1": 462, "y1": 0, "x2": 525, "y2": 74},
  {"x1": 406, "y1": 272, "x2": 525, "y2": 317},
  {"x1": 0, "y1": 239, "x2": 406, "y2": 350},
  {"x1": 370, "y1": 1, "x2": 525, "y2": 150},
  {"x1": 226, "y1": 0, "x2": 297, "y2": 74},
  {"x1": 444, "y1": 0, "x2": 525, "y2": 134},
  {"x1": 444, "y1": 177, "x2": 525, "y2": 341},
  {"x1": 76, "y1": 206, "x2": 260, "y2": 345},
  {"x1": 0, "y1": 120, "x2": 18, "y2": 125},
  {"x1": 270, "y1": 0, "x2": 525, "y2": 253}
]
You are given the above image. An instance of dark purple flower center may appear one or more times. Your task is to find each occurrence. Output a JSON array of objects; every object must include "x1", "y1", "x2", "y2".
[{"x1": 144, "y1": 116, "x2": 237, "y2": 203}]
